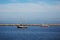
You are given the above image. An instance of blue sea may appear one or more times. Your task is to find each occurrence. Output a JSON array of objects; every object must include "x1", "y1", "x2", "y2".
[{"x1": 0, "y1": 20, "x2": 60, "y2": 40}]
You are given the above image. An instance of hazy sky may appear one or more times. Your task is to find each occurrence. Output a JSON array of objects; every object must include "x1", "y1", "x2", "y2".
[{"x1": 0, "y1": 0, "x2": 60, "y2": 21}]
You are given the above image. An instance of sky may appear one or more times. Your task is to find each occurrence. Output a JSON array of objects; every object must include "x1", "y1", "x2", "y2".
[{"x1": 0, "y1": 0, "x2": 60, "y2": 22}]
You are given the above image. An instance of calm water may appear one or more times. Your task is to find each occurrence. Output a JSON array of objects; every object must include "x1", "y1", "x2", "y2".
[{"x1": 0, "y1": 20, "x2": 60, "y2": 40}]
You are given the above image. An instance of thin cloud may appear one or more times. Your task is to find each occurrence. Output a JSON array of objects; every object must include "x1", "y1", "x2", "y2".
[{"x1": 0, "y1": 2, "x2": 60, "y2": 12}]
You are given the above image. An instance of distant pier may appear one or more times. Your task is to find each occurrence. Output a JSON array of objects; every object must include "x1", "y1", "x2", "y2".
[{"x1": 0, "y1": 24, "x2": 60, "y2": 28}]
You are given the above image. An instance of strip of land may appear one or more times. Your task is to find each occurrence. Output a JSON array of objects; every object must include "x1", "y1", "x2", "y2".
[{"x1": 0, "y1": 24, "x2": 60, "y2": 27}]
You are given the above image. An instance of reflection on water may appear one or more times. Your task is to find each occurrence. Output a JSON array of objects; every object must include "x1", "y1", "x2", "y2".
[{"x1": 0, "y1": 26, "x2": 60, "y2": 40}]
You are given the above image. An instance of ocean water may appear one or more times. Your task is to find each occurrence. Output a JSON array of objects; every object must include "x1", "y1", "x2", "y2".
[{"x1": 0, "y1": 20, "x2": 60, "y2": 40}]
